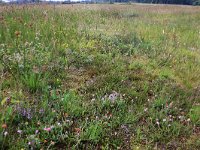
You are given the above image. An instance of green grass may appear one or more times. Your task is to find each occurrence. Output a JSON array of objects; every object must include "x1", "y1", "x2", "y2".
[{"x1": 0, "y1": 3, "x2": 200, "y2": 149}]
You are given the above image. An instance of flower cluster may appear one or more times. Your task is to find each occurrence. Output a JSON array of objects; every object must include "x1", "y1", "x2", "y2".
[
  {"x1": 16, "y1": 107, "x2": 33, "y2": 120},
  {"x1": 101, "y1": 91, "x2": 121, "y2": 103}
]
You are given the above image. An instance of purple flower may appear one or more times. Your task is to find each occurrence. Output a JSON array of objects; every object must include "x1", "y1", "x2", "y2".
[
  {"x1": 108, "y1": 91, "x2": 119, "y2": 103},
  {"x1": 6, "y1": 97, "x2": 11, "y2": 104},
  {"x1": 26, "y1": 108, "x2": 32, "y2": 119},
  {"x1": 21, "y1": 108, "x2": 27, "y2": 117},
  {"x1": 39, "y1": 109, "x2": 44, "y2": 114},
  {"x1": 16, "y1": 106, "x2": 34, "y2": 120},
  {"x1": 35, "y1": 130, "x2": 39, "y2": 134}
]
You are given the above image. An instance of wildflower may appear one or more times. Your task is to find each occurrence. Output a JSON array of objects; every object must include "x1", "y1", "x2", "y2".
[
  {"x1": 24, "y1": 41, "x2": 29, "y2": 47},
  {"x1": 26, "y1": 108, "x2": 32, "y2": 120},
  {"x1": 28, "y1": 142, "x2": 31, "y2": 145},
  {"x1": 35, "y1": 130, "x2": 39, "y2": 134},
  {"x1": 163, "y1": 119, "x2": 167, "y2": 122},
  {"x1": 162, "y1": 29, "x2": 165, "y2": 34},
  {"x1": 6, "y1": 97, "x2": 11, "y2": 104},
  {"x1": 178, "y1": 116, "x2": 184, "y2": 121},
  {"x1": 2, "y1": 124, "x2": 7, "y2": 129},
  {"x1": 91, "y1": 98, "x2": 95, "y2": 102},
  {"x1": 37, "y1": 121, "x2": 41, "y2": 126},
  {"x1": 187, "y1": 118, "x2": 191, "y2": 122},
  {"x1": 156, "y1": 121, "x2": 160, "y2": 125},
  {"x1": 44, "y1": 127, "x2": 51, "y2": 132},
  {"x1": 109, "y1": 113, "x2": 112, "y2": 118},
  {"x1": 51, "y1": 141, "x2": 55, "y2": 145},
  {"x1": 121, "y1": 125, "x2": 129, "y2": 133},
  {"x1": 17, "y1": 130, "x2": 22, "y2": 134},
  {"x1": 44, "y1": 139, "x2": 48, "y2": 143},
  {"x1": 74, "y1": 128, "x2": 81, "y2": 133},
  {"x1": 21, "y1": 108, "x2": 26, "y2": 117},
  {"x1": 14, "y1": 53, "x2": 22, "y2": 63},
  {"x1": 39, "y1": 109, "x2": 44, "y2": 114},
  {"x1": 144, "y1": 108, "x2": 148, "y2": 112},
  {"x1": 15, "y1": 31, "x2": 21, "y2": 37},
  {"x1": 108, "y1": 91, "x2": 119, "y2": 103},
  {"x1": 4, "y1": 131, "x2": 8, "y2": 136}
]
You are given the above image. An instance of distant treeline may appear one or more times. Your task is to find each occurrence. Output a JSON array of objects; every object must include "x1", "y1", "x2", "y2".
[
  {"x1": 133, "y1": 0, "x2": 200, "y2": 5},
  {"x1": 113, "y1": 0, "x2": 199, "y2": 5},
  {"x1": 60, "y1": 0, "x2": 200, "y2": 5},
  {"x1": 1, "y1": 0, "x2": 200, "y2": 5}
]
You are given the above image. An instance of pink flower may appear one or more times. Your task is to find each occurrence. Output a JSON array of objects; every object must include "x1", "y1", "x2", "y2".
[
  {"x1": 17, "y1": 130, "x2": 22, "y2": 134},
  {"x1": 44, "y1": 127, "x2": 51, "y2": 132},
  {"x1": 35, "y1": 130, "x2": 39, "y2": 134}
]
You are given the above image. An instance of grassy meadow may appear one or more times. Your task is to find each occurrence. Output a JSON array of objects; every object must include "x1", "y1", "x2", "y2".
[{"x1": 0, "y1": 3, "x2": 200, "y2": 149}]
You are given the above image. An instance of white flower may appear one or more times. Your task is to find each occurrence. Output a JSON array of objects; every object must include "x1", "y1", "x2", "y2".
[
  {"x1": 91, "y1": 98, "x2": 95, "y2": 102},
  {"x1": 187, "y1": 118, "x2": 191, "y2": 122},
  {"x1": 163, "y1": 119, "x2": 167, "y2": 122},
  {"x1": 17, "y1": 130, "x2": 22, "y2": 134},
  {"x1": 4, "y1": 131, "x2": 8, "y2": 136}
]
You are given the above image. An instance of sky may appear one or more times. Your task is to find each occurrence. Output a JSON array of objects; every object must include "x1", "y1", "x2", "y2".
[{"x1": 2, "y1": 0, "x2": 85, "y2": 2}]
